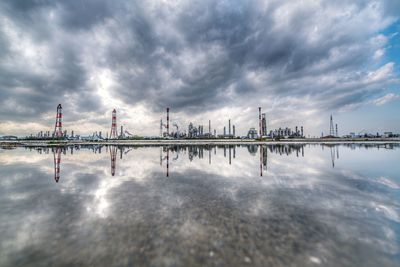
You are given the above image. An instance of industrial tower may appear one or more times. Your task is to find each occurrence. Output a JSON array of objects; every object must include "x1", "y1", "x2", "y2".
[
  {"x1": 110, "y1": 109, "x2": 118, "y2": 139},
  {"x1": 54, "y1": 104, "x2": 63, "y2": 137},
  {"x1": 258, "y1": 107, "x2": 262, "y2": 138},
  {"x1": 166, "y1": 107, "x2": 170, "y2": 136},
  {"x1": 261, "y1": 113, "x2": 267, "y2": 136},
  {"x1": 329, "y1": 115, "x2": 335, "y2": 136}
]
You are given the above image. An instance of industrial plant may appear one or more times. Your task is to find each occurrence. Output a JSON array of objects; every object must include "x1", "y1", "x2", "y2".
[{"x1": 1, "y1": 103, "x2": 399, "y2": 142}]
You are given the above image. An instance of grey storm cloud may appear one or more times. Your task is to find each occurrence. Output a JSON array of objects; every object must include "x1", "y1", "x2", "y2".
[{"x1": 0, "y1": 0, "x2": 399, "y2": 134}]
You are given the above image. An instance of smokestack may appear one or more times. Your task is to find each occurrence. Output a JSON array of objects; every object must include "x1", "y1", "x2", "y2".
[
  {"x1": 110, "y1": 109, "x2": 117, "y2": 139},
  {"x1": 335, "y1": 124, "x2": 338, "y2": 137},
  {"x1": 166, "y1": 108, "x2": 170, "y2": 136},
  {"x1": 233, "y1": 125, "x2": 235, "y2": 137},
  {"x1": 209, "y1": 120, "x2": 211, "y2": 135},
  {"x1": 258, "y1": 107, "x2": 261, "y2": 138},
  {"x1": 224, "y1": 126, "x2": 226, "y2": 136},
  {"x1": 229, "y1": 119, "x2": 231, "y2": 135},
  {"x1": 54, "y1": 104, "x2": 63, "y2": 138}
]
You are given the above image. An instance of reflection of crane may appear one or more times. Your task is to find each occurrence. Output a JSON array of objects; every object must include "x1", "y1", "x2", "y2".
[{"x1": 124, "y1": 148, "x2": 133, "y2": 154}]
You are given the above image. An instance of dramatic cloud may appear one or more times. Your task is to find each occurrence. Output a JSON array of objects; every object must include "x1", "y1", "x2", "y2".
[
  {"x1": 372, "y1": 93, "x2": 400, "y2": 106},
  {"x1": 0, "y1": 0, "x2": 399, "y2": 136}
]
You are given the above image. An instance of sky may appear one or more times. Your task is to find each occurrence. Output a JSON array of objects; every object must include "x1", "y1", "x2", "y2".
[{"x1": 0, "y1": 0, "x2": 399, "y2": 137}]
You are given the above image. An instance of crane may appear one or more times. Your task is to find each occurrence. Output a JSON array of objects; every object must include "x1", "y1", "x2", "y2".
[
  {"x1": 172, "y1": 122, "x2": 179, "y2": 138},
  {"x1": 172, "y1": 122, "x2": 179, "y2": 132},
  {"x1": 125, "y1": 130, "x2": 133, "y2": 136}
]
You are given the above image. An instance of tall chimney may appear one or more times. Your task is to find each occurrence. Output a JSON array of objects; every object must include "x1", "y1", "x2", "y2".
[
  {"x1": 258, "y1": 107, "x2": 261, "y2": 138},
  {"x1": 229, "y1": 119, "x2": 231, "y2": 135},
  {"x1": 166, "y1": 107, "x2": 169, "y2": 136}
]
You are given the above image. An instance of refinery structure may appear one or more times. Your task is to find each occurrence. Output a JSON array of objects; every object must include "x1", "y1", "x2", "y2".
[
  {"x1": 1, "y1": 103, "x2": 399, "y2": 142},
  {"x1": 18, "y1": 104, "x2": 306, "y2": 141}
]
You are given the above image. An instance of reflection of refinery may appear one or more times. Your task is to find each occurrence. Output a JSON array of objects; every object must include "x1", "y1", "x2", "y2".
[{"x1": 23, "y1": 143, "x2": 399, "y2": 182}]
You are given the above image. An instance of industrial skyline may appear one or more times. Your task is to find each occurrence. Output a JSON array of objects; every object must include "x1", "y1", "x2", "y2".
[
  {"x1": 0, "y1": 1, "x2": 399, "y2": 137},
  {"x1": 15, "y1": 104, "x2": 398, "y2": 140}
]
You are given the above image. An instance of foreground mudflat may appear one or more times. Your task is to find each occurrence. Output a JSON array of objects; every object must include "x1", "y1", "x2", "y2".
[{"x1": 0, "y1": 144, "x2": 399, "y2": 266}]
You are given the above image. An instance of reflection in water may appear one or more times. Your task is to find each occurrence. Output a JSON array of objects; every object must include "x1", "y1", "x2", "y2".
[
  {"x1": 31, "y1": 143, "x2": 400, "y2": 182},
  {"x1": 110, "y1": 146, "x2": 117, "y2": 176},
  {"x1": 52, "y1": 147, "x2": 61, "y2": 183},
  {"x1": 44, "y1": 144, "x2": 314, "y2": 181},
  {"x1": 2, "y1": 143, "x2": 399, "y2": 266}
]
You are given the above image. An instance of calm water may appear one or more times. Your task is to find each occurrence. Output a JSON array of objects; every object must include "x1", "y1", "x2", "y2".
[{"x1": 0, "y1": 144, "x2": 399, "y2": 267}]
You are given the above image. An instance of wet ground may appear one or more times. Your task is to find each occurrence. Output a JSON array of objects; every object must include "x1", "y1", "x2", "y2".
[{"x1": 0, "y1": 144, "x2": 399, "y2": 266}]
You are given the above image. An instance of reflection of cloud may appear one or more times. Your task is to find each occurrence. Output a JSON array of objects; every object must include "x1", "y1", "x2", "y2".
[
  {"x1": 372, "y1": 203, "x2": 400, "y2": 223},
  {"x1": 0, "y1": 145, "x2": 399, "y2": 266},
  {"x1": 377, "y1": 176, "x2": 400, "y2": 189}
]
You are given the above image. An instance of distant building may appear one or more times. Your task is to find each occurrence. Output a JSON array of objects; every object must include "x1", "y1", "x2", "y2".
[
  {"x1": 247, "y1": 128, "x2": 257, "y2": 139},
  {"x1": 384, "y1": 132, "x2": 393, "y2": 138},
  {"x1": 269, "y1": 126, "x2": 304, "y2": 138},
  {"x1": 0, "y1": 135, "x2": 18, "y2": 140}
]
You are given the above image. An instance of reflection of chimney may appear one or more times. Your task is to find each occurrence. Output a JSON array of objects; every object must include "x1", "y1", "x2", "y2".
[
  {"x1": 336, "y1": 146, "x2": 339, "y2": 159},
  {"x1": 229, "y1": 146, "x2": 231, "y2": 165},
  {"x1": 260, "y1": 145, "x2": 263, "y2": 177},
  {"x1": 166, "y1": 149, "x2": 169, "y2": 177},
  {"x1": 110, "y1": 146, "x2": 117, "y2": 176}
]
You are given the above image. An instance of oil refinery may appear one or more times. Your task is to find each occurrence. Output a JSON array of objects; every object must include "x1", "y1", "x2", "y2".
[{"x1": 1, "y1": 103, "x2": 399, "y2": 142}]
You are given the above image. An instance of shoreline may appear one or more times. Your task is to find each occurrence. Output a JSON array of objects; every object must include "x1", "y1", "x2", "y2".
[{"x1": 1, "y1": 138, "x2": 400, "y2": 147}]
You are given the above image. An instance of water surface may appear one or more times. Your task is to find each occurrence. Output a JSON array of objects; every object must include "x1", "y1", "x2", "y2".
[{"x1": 0, "y1": 144, "x2": 399, "y2": 266}]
